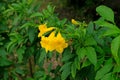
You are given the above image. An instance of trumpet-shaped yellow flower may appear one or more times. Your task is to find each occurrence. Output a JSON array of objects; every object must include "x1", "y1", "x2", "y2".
[
  {"x1": 40, "y1": 31, "x2": 68, "y2": 54},
  {"x1": 40, "y1": 31, "x2": 55, "y2": 52},
  {"x1": 38, "y1": 24, "x2": 54, "y2": 37},
  {"x1": 53, "y1": 32, "x2": 68, "y2": 53},
  {"x1": 71, "y1": 19, "x2": 79, "y2": 25}
]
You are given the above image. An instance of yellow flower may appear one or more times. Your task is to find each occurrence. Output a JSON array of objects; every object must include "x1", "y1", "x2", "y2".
[
  {"x1": 71, "y1": 19, "x2": 79, "y2": 25},
  {"x1": 40, "y1": 31, "x2": 68, "y2": 54},
  {"x1": 54, "y1": 32, "x2": 68, "y2": 54},
  {"x1": 38, "y1": 24, "x2": 54, "y2": 37},
  {"x1": 40, "y1": 31, "x2": 55, "y2": 52}
]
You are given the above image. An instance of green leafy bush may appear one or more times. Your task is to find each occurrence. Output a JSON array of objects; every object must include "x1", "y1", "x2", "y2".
[{"x1": 0, "y1": 0, "x2": 120, "y2": 80}]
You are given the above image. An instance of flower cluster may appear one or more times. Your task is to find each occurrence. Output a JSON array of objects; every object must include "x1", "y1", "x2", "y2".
[{"x1": 38, "y1": 24, "x2": 68, "y2": 54}]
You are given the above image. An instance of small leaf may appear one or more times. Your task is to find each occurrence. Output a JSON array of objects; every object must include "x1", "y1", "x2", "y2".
[
  {"x1": 38, "y1": 48, "x2": 46, "y2": 63},
  {"x1": 61, "y1": 54, "x2": 74, "y2": 62},
  {"x1": 111, "y1": 35, "x2": 120, "y2": 64},
  {"x1": 17, "y1": 46, "x2": 26, "y2": 63},
  {"x1": 84, "y1": 37, "x2": 97, "y2": 46},
  {"x1": 30, "y1": 12, "x2": 42, "y2": 18},
  {"x1": 87, "y1": 22, "x2": 94, "y2": 34},
  {"x1": 96, "y1": 5, "x2": 114, "y2": 23},
  {"x1": 86, "y1": 47, "x2": 97, "y2": 66},
  {"x1": 71, "y1": 62, "x2": 76, "y2": 78},
  {"x1": 28, "y1": 27, "x2": 36, "y2": 43},
  {"x1": 76, "y1": 47, "x2": 86, "y2": 61},
  {"x1": 0, "y1": 57, "x2": 12, "y2": 67}
]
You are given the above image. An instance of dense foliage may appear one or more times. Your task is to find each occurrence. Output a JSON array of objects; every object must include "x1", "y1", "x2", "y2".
[{"x1": 0, "y1": 0, "x2": 120, "y2": 80}]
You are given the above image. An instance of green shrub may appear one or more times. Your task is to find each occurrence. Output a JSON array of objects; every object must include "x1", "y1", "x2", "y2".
[{"x1": 0, "y1": 0, "x2": 120, "y2": 80}]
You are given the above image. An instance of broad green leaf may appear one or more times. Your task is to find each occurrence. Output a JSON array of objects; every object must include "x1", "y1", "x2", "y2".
[
  {"x1": 86, "y1": 47, "x2": 97, "y2": 66},
  {"x1": 96, "y1": 5, "x2": 114, "y2": 23},
  {"x1": 60, "y1": 62, "x2": 71, "y2": 80},
  {"x1": 95, "y1": 18, "x2": 120, "y2": 31},
  {"x1": 111, "y1": 35, "x2": 120, "y2": 64},
  {"x1": 71, "y1": 62, "x2": 76, "y2": 78},
  {"x1": 95, "y1": 60, "x2": 113, "y2": 80},
  {"x1": 103, "y1": 29, "x2": 120, "y2": 36},
  {"x1": 84, "y1": 37, "x2": 97, "y2": 46},
  {"x1": 101, "y1": 73, "x2": 114, "y2": 80},
  {"x1": 0, "y1": 57, "x2": 12, "y2": 66}
]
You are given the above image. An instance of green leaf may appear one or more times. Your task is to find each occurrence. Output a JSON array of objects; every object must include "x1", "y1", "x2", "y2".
[
  {"x1": 113, "y1": 64, "x2": 120, "y2": 73},
  {"x1": 74, "y1": 57, "x2": 80, "y2": 70},
  {"x1": 16, "y1": 46, "x2": 26, "y2": 63},
  {"x1": 28, "y1": 27, "x2": 35, "y2": 43},
  {"x1": 96, "y1": 5, "x2": 114, "y2": 23},
  {"x1": 38, "y1": 48, "x2": 46, "y2": 63},
  {"x1": 30, "y1": 12, "x2": 42, "y2": 18},
  {"x1": 0, "y1": 48, "x2": 7, "y2": 57},
  {"x1": 60, "y1": 62, "x2": 71, "y2": 80},
  {"x1": 103, "y1": 29, "x2": 120, "y2": 36},
  {"x1": 95, "y1": 60, "x2": 113, "y2": 80},
  {"x1": 71, "y1": 62, "x2": 76, "y2": 78},
  {"x1": 95, "y1": 18, "x2": 120, "y2": 31},
  {"x1": 87, "y1": 22, "x2": 94, "y2": 34},
  {"x1": 111, "y1": 35, "x2": 120, "y2": 64},
  {"x1": 76, "y1": 47, "x2": 86, "y2": 61},
  {"x1": 101, "y1": 73, "x2": 114, "y2": 80},
  {"x1": 61, "y1": 54, "x2": 74, "y2": 62},
  {"x1": 84, "y1": 37, "x2": 97, "y2": 46},
  {"x1": 0, "y1": 57, "x2": 12, "y2": 67},
  {"x1": 86, "y1": 47, "x2": 97, "y2": 66}
]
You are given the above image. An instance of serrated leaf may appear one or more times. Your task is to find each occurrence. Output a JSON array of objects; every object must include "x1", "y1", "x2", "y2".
[
  {"x1": 60, "y1": 62, "x2": 71, "y2": 80},
  {"x1": 111, "y1": 35, "x2": 120, "y2": 64},
  {"x1": 95, "y1": 60, "x2": 113, "y2": 80},
  {"x1": 101, "y1": 73, "x2": 114, "y2": 80},
  {"x1": 96, "y1": 5, "x2": 114, "y2": 23},
  {"x1": 86, "y1": 47, "x2": 97, "y2": 66}
]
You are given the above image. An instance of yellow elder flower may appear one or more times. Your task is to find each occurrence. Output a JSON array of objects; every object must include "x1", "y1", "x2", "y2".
[
  {"x1": 40, "y1": 31, "x2": 55, "y2": 52},
  {"x1": 71, "y1": 19, "x2": 79, "y2": 25},
  {"x1": 40, "y1": 31, "x2": 68, "y2": 54},
  {"x1": 54, "y1": 32, "x2": 68, "y2": 54},
  {"x1": 38, "y1": 24, "x2": 54, "y2": 37}
]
